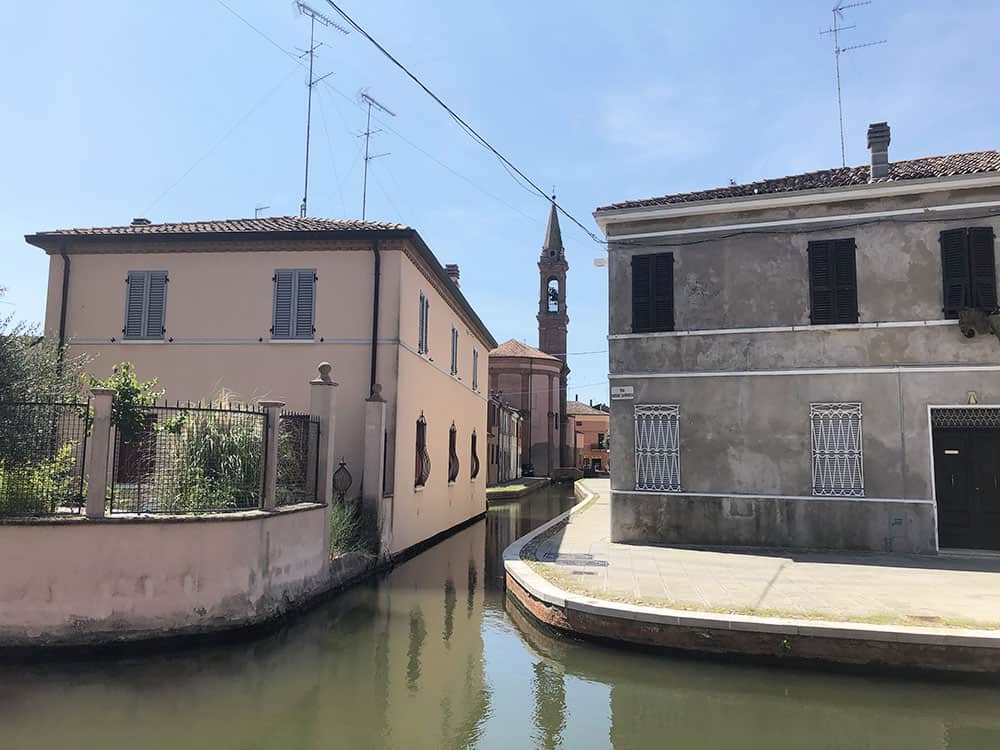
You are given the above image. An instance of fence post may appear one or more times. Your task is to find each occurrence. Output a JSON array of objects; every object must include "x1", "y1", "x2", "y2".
[
  {"x1": 85, "y1": 387, "x2": 114, "y2": 519},
  {"x1": 362, "y1": 383, "x2": 387, "y2": 518},
  {"x1": 259, "y1": 400, "x2": 285, "y2": 511},
  {"x1": 310, "y1": 363, "x2": 338, "y2": 505}
]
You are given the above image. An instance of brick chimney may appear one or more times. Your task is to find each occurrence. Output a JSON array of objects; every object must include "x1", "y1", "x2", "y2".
[
  {"x1": 444, "y1": 263, "x2": 460, "y2": 288},
  {"x1": 867, "y1": 122, "x2": 891, "y2": 181}
]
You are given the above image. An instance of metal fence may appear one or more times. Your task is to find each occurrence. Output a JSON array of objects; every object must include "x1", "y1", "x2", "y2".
[
  {"x1": 0, "y1": 400, "x2": 90, "y2": 516},
  {"x1": 108, "y1": 402, "x2": 267, "y2": 514},
  {"x1": 276, "y1": 412, "x2": 319, "y2": 506}
]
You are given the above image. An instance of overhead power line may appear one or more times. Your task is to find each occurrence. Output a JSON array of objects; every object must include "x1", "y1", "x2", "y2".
[{"x1": 321, "y1": 0, "x2": 605, "y2": 246}]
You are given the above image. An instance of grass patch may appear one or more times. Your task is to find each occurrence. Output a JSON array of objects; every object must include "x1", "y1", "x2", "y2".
[{"x1": 330, "y1": 500, "x2": 379, "y2": 558}]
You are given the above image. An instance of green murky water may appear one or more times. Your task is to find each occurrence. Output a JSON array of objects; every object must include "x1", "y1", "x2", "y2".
[{"x1": 1, "y1": 485, "x2": 998, "y2": 749}]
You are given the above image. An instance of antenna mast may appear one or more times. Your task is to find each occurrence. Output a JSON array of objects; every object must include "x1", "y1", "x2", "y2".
[
  {"x1": 820, "y1": 1, "x2": 886, "y2": 167},
  {"x1": 358, "y1": 90, "x2": 396, "y2": 220},
  {"x1": 296, "y1": 1, "x2": 348, "y2": 218}
]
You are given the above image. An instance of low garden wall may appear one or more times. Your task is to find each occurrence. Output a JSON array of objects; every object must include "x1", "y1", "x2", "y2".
[{"x1": 0, "y1": 503, "x2": 342, "y2": 647}]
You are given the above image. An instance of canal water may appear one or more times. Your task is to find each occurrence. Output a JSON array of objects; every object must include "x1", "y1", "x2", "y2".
[{"x1": 2, "y1": 485, "x2": 999, "y2": 749}]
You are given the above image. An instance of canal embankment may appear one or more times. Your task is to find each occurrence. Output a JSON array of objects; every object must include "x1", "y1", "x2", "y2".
[
  {"x1": 486, "y1": 476, "x2": 551, "y2": 502},
  {"x1": 504, "y1": 479, "x2": 1000, "y2": 675}
]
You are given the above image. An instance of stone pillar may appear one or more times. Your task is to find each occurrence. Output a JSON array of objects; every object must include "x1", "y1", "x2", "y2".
[
  {"x1": 310, "y1": 362, "x2": 338, "y2": 505},
  {"x1": 259, "y1": 400, "x2": 285, "y2": 511},
  {"x1": 310, "y1": 363, "x2": 338, "y2": 560},
  {"x1": 363, "y1": 384, "x2": 387, "y2": 517},
  {"x1": 85, "y1": 387, "x2": 114, "y2": 519}
]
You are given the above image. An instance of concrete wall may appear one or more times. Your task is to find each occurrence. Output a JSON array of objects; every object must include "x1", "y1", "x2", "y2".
[
  {"x1": 0, "y1": 505, "x2": 332, "y2": 646},
  {"x1": 603, "y1": 180, "x2": 1000, "y2": 552}
]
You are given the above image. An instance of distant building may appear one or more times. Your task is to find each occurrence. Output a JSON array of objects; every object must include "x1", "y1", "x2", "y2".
[
  {"x1": 488, "y1": 199, "x2": 573, "y2": 477},
  {"x1": 26, "y1": 216, "x2": 497, "y2": 557},
  {"x1": 595, "y1": 122, "x2": 1000, "y2": 554},
  {"x1": 567, "y1": 398, "x2": 610, "y2": 474},
  {"x1": 486, "y1": 394, "x2": 522, "y2": 485}
]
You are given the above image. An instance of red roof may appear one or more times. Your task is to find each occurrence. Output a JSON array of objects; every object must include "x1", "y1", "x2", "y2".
[
  {"x1": 28, "y1": 216, "x2": 408, "y2": 237},
  {"x1": 489, "y1": 339, "x2": 560, "y2": 361}
]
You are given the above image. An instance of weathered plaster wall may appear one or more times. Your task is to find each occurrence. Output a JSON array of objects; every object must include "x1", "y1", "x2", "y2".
[{"x1": 0, "y1": 505, "x2": 332, "y2": 646}]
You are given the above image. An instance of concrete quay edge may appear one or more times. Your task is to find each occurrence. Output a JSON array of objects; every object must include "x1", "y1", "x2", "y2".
[{"x1": 503, "y1": 481, "x2": 1000, "y2": 673}]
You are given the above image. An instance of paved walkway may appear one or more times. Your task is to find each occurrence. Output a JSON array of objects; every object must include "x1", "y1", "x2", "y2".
[{"x1": 525, "y1": 480, "x2": 1000, "y2": 629}]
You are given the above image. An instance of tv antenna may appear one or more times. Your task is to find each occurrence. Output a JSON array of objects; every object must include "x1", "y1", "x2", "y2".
[
  {"x1": 820, "y1": 2, "x2": 886, "y2": 167},
  {"x1": 254, "y1": 204, "x2": 270, "y2": 218},
  {"x1": 296, "y1": 1, "x2": 348, "y2": 218},
  {"x1": 358, "y1": 90, "x2": 396, "y2": 220}
]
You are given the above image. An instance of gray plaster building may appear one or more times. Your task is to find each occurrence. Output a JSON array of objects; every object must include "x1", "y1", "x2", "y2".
[{"x1": 595, "y1": 123, "x2": 1000, "y2": 554}]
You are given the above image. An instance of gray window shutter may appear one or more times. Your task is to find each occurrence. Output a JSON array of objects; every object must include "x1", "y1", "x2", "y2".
[
  {"x1": 294, "y1": 269, "x2": 316, "y2": 338},
  {"x1": 418, "y1": 293, "x2": 426, "y2": 353},
  {"x1": 145, "y1": 271, "x2": 167, "y2": 339},
  {"x1": 272, "y1": 270, "x2": 293, "y2": 338},
  {"x1": 424, "y1": 298, "x2": 430, "y2": 354},
  {"x1": 124, "y1": 271, "x2": 147, "y2": 339}
]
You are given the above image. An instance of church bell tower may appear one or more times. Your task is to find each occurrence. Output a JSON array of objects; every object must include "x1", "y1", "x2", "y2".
[{"x1": 537, "y1": 195, "x2": 571, "y2": 469}]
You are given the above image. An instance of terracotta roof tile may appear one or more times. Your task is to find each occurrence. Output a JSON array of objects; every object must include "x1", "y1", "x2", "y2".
[
  {"x1": 31, "y1": 216, "x2": 409, "y2": 237},
  {"x1": 489, "y1": 339, "x2": 560, "y2": 361},
  {"x1": 566, "y1": 400, "x2": 607, "y2": 416},
  {"x1": 596, "y1": 150, "x2": 1000, "y2": 211}
]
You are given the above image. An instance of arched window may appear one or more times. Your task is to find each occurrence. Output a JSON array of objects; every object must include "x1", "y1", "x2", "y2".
[
  {"x1": 448, "y1": 423, "x2": 459, "y2": 483},
  {"x1": 470, "y1": 430, "x2": 480, "y2": 479},
  {"x1": 547, "y1": 278, "x2": 559, "y2": 312},
  {"x1": 415, "y1": 415, "x2": 430, "y2": 487}
]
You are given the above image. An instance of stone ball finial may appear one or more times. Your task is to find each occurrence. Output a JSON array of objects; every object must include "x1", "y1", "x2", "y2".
[
  {"x1": 368, "y1": 383, "x2": 385, "y2": 402},
  {"x1": 317, "y1": 362, "x2": 333, "y2": 383}
]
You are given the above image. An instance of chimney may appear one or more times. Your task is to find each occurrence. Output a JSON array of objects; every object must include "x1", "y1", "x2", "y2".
[
  {"x1": 866, "y1": 122, "x2": 891, "y2": 181},
  {"x1": 444, "y1": 263, "x2": 460, "y2": 288},
  {"x1": 131, "y1": 217, "x2": 151, "y2": 226}
]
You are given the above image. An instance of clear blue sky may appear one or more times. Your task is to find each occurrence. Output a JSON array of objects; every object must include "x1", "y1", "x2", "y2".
[{"x1": 2, "y1": 0, "x2": 998, "y2": 401}]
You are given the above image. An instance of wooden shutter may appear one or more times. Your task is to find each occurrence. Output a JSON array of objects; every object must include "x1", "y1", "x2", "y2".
[
  {"x1": 631, "y1": 255, "x2": 652, "y2": 332},
  {"x1": 832, "y1": 239, "x2": 858, "y2": 323},
  {"x1": 969, "y1": 227, "x2": 997, "y2": 312},
  {"x1": 808, "y1": 241, "x2": 835, "y2": 324},
  {"x1": 124, "y1": 271, "x2": 147, "y2": 338},
  {"x1": 145, "y1": 271, "x2": 168, "y2": 339},
  {"x1": 272, "y1": 270, "x2": 293, "y2": 338},
  {"x1": 652, "y1": 253, "x2": 674, "y2": 331},
  {"x1": 418, "y1": 293, "x2": 425, "y2": 353},
  {"x1": 293, "y1": 269, "x2": 316, "y2": 338},
  {"x1": 940, "y1": 229, "x2": 971, "y2": 318}
]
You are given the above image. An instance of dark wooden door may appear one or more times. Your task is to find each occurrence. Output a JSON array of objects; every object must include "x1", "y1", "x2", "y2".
[{"x1": 934, "y1": 429, "x2": 1000, "y2": 550}]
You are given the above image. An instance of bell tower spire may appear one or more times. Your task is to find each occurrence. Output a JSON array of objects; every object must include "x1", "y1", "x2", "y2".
[{"x1": 538, "y1": 194, "x2": 569, "y2": 361}]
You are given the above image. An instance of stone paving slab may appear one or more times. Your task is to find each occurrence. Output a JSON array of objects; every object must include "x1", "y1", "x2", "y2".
[{"x1": 526, "y1": 480, "x2": 1000, "y2": 629}]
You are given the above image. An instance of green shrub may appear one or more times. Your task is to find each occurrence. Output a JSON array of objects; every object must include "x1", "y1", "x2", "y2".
[
  {"x1": 330, "y1": 501, "x2": 380, "y2": 557},
  {"x1": 86, "y1": 363, "x2": 161, "y2": 442},
  {"x1": 0, "y1": 444, "x2": 77, "y2": 515},
  {"x1": 151, "y1": 408, "x2": 264, "y2": 512}
]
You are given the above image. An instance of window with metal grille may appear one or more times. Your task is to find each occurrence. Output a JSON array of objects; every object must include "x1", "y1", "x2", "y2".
[
  {"x1": 631, "y1": 253, "x2": 674, "y2": 333},
  {"x1": 810, "y1": 403, "x2": 864, "y2": 497},
  {"x1": 448, "y1": 423, "x2": 459, "y2": 483},
  {"x1": 470, "y1": 430, "x2": 480, "y2": 479},
  {"x1": 472, "y1": 348, "x2": 479, "y2": 391},
  {"x1": 940, "y1": 228, "x2": 997, "y2": 318},
  {"x1": 634, "y1": 404, "x2": 681, "y2": 491},
  {"x1": 418, "y1": 292, "x2": 430, "y2": 355},
  {"x1": 124, "y1": 271, "x2": 168, "y2": 340},
  {"x1": 272, "y1": 269, "x2": 316, "y2": 339},
  {"x1": 450, "y1": 326, "x2": 459, "y2": 376},
  {"x1": 415, "y1": 415, "x2": 430, "y2": 487},
  {"x1": 807, "y1": 239, "x2": 858, "y2": 325}
]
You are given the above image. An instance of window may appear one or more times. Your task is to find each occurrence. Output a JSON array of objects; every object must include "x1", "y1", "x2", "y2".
[
  {"x1": 631, "y1": 253, "x2": 673, "y2": 333},
  {"x1": 272, "y1": 269, "x2": 316, "y2": 339},
  {"x1": 450, "y1": 326, "x2": 459, "y2": 376},
  {"x1": 810, "y1": 403, "x2": 863, "y2": 497},
  {"x1": 807, "y1": 239, "x2": 858, "y2": 325},
  {"x1": 597, "y1": 432, "x2": 606, "y2": 449},
  {"x1": 470, "y1": 431, "x2": 480, "y2": 479},
  {"x1": 547, "y1": 278, "x2": 560, "y2": 312},
  {"x1": 634, "y1": 404, "x2": 680, "y2": 491},
  {"x1": 415, "y1": 415, "x2": 430, "y2": 487},
  {"x1": 124, "y1": 271, "x2": 168, "y2": 340},
  {"x1": 940, "y1": 228, "x2": 997, "y2": 318},
  {"x1": 472, "y1": 348, "x2": 479, "y2": 391},
  {"x1": 448, "y1": 423, "x2": 459, "y2": 483},
  {"x1": 418, "y1": 292, "x2": 430, "y2": 355}
]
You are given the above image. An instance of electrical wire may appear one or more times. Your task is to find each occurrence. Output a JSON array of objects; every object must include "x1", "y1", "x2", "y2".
[{"x1": 321, "y1": 0, "x2": 606, "y2": 246}]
